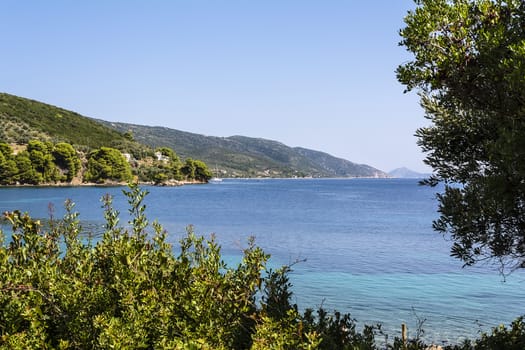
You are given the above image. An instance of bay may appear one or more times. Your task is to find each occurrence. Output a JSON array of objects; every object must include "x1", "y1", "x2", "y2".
[{"x1": 1, "y1": 178, "x2": 523, "y2": 345}]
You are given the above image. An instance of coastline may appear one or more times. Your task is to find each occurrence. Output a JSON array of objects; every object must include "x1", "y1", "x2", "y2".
[{"x1": 0, "y1": 180, "x2": 207, "y2": 188}]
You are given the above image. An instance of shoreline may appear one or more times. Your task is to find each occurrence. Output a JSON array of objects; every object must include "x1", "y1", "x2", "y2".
[{"x1": 0, "y1": 180, "x2": 207, "y2": 188}]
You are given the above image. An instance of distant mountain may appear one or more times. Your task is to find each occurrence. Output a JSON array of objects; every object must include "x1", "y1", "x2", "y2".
[
  {"x1": 97, "y1": 121, "x2": 388, "y2": 178},
  {"x1": 388, "y1": 167, "x2": 430, "y2": 179}
]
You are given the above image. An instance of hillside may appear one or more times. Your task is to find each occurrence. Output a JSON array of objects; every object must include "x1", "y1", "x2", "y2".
[
  {"x1": 0, "y1": 93, "x2": 149, "y2": 157},
  {"x1": 0, "y1": 92, "x2": 386, "y2": 178},
  {"x1": 96, "y1": 121, "x2": 387, "y2": 178},
  {"x1": 0, "y1": 93, "x2": 214, "y2": 185}
]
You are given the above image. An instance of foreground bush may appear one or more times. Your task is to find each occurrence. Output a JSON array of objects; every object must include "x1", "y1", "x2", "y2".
[
  {"x1": 0, "y1": 184, "x2": 321, "y2": 349},
  {"x1": 0, "y1": 184, "x2": 523, "y2": 349}
]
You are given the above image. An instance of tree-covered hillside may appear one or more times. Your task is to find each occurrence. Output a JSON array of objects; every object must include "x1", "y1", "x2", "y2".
[
  {"x1": 0, "y1": 92, "x2": 385, "y2": 179},
  {"x1": 0, "y1": 93, "x2": 211, "y2": 185},
  {"x1": 0, "y1": 93, "x2": 141, "y2": 151},
  {"x1": 96, "y1": 121, "x2": 387, "y2": 178}
]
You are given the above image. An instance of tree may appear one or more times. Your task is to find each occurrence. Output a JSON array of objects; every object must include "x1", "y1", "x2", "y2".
[
  {"x1": 0, "y1": 143, "x2": 18, "y2": 185},
  {"x1": 181, "y1": 158, "x2": 197, "y2": 179},
  {"x1": 14, "y1": 152, "x2": 38, "y2": 184},
  {"x1": 84, "y1": 147, "x2": 133, "y2": 183},
  {"x1": 397, "y1": 0, "x2": 525, "y2": 271},
  {"x1": 193, "y1": 159, "x2": 213, "y2": 182},
  {"x1": 27, "y1": 140, "x2": 60, "y2": 183},
  {"x1": 52, "y1": 142, "x2": 81, "y2": 182},
  {"x1": 182, "y1": 158, "x2": 213, "y2": 182}
]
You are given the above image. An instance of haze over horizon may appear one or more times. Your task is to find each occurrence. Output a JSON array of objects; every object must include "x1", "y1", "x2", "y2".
[{"x1": 1, "y1": 1, "x2": 429, "y2": 173}]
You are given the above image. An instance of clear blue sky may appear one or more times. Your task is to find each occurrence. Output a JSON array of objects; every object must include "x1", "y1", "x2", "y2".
[{"x1": 1, "y1": 0, "x2": 429, "y2": 173}]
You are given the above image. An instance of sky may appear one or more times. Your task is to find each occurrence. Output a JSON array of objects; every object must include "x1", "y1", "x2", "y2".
[{"x1": 1, "y1": 0, "x2": 429, "y2": 173}]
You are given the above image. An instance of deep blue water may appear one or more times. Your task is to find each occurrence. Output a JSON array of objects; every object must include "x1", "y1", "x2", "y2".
[{"x1": 1, "y1": 178, "x2": 524, "y2": 345}]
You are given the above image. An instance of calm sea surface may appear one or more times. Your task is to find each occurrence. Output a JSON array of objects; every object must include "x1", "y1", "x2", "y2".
[{"x1": 1, "y1": 178, "x2": 524, "y2": 344}]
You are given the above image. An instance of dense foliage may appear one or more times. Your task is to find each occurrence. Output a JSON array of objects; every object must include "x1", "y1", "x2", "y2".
[
  {"x1": 133, "y1": 149, "x2": 212, "y2": 185},
  {"x1": 0, "y1": 140, "x2": 212, "y2": 185},
  {"x1": 0, "y1": 92, "x2": 214, "y2": 185},
  {"x1": 0, "y1": 141, "x2": 81, "y2": 185},
  {"x1": 181, "y1": 158, "x2": 213, "y2": 182},
  {"x1": 398, "y1": 0, "x2": 525, "y2": 271},
  {"x1": 52, "y1": 143, "x2": 82, "y2": 182},
  {"x1": 135, "y1": 147, "x2": 183, "y2": 184},
  {"x1": 84, "y1": 147, "x2": 133, "y2": 183},
  {"x1": 0, "y1": 186, "x2": 324, "y2": 349}
]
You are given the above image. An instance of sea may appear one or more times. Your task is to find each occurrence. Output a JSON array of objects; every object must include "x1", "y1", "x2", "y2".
[{"x1": 1, "y1": 178, "x2": 524, "y2": 345}]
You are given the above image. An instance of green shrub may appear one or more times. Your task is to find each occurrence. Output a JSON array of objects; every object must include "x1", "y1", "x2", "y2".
[
  {"x1": 446, "y1": 317, "x2": 525, "y2": 350},
  {"x1": 0, "y1": 184, "x2": 317, "y2": 348}
]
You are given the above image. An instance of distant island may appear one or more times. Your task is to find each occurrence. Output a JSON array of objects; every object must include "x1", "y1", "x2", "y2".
[{"x1": 388, "y1": 167, "x2": 431, "y2": 179}]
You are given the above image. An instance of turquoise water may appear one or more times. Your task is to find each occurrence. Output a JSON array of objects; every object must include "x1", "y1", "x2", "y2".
[{"x1": 1, "y1": 179, "x2": 523, "y2": 345}]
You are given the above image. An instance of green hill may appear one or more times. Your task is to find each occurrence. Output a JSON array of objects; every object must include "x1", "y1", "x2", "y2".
[
  {"x1": 0, "y1": 93, "x2": 145, "y2": 154},
  {"x1": 96, "y1": 121, "x2": 387, "y2": 178},
  {"x1": 0, "y1": 93, "x2": 213, "y2": 185},
  {"x1": 0, "y1": 92, "x2": 386, "y2": 178}
]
